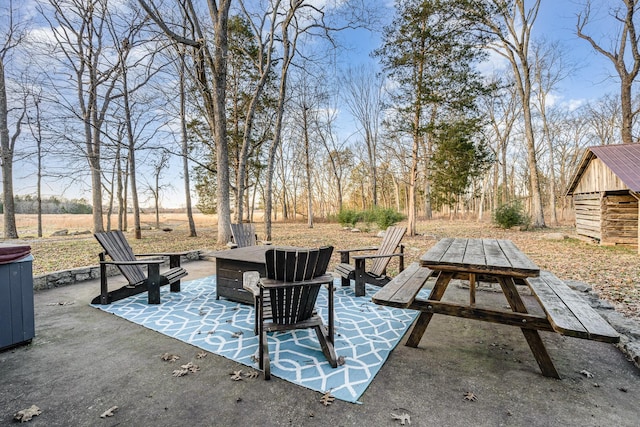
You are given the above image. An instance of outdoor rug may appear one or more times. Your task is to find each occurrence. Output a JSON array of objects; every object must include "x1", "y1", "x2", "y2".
[{"x1": 92, "y1": 275, "x2": 426, "y2": 403}]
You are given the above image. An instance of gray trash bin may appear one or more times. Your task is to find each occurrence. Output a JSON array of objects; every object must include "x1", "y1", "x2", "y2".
[{"x1": 0, "y1": 244, "x2": 34, "y2": 351}]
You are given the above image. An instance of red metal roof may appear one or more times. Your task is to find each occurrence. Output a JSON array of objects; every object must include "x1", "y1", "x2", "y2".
[{"x1": 566, "y1": 143, "x2": 640, "y2": 194}]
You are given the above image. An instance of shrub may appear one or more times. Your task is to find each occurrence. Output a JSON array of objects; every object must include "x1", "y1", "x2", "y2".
[
  {"x1": 493, "y1": 202, "x2": 528, "y2": 229},
  {"x1": 336, "y1": 207, "x2": 405, "y2": 230},
  {"x1": 336, "y1": 209, "x2": 360, "y2": 227},
  {"x1": 359, "y1": 208, "x2": 378, "y2": 228},
  {"x1": 373, "y1": 208, "x2": 405, "y2": 230}
]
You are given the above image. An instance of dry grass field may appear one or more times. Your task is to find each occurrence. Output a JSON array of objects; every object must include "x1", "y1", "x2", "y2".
[{"x1": 3, "y1": 212, "x2": 640, "y2": 318}]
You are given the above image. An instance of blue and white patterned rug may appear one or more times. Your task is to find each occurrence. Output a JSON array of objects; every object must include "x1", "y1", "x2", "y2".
[{"x1": 92, "y1": 276, "x2": 424, "y2": 403}]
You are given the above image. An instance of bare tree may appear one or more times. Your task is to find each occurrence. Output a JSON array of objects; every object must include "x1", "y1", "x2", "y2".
[
  {"x1": 42, "y1": 0, "x2": 130, "y2": 233},
  {"x1": 263, "y1": 1, "x2": 300, "y2": 240},
  {"x1": 584, "y1": 93, "x2": 622, "y2": 145},
  {"x1": 0, "y1": 0, "x2": 27, "y2": 239},
  {"x1": 177, "y1": 44, "x2": 197, "y2": 237},
  {"x1": 316, "y1": 96, "x2": 351, "y2": 213},
  {"x1": 577, "y1": 0, "x2": 640, "y2": 144},
  {"x1": 474, "y1": 0, "x2": 546, "y2": 227},
  {"x1": 139, "y1": 0, "x2": 233, "y2": 243},
  {"x1": 481, "y1": 75, "x2": 520, "y2": 210},
  {"x1": 146, "y1": 150, "x2": 170, "y2": 229},
  {"x1": 341, "y1": 65, "x2": 384, "y2": 208},
  {"x1": 233, "y1": 3, "x2": 280, "y2": 223},
  {"x1": 532, "y1": 40, "x2": 573, "y2": 225},
  {"x1": 25, "y1": 88, "x2": 45, "y2": 237}
]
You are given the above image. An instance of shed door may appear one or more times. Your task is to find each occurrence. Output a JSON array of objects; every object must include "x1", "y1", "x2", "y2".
[{"x1": 574, "y1": 193, "x2": 602, "y2": 241}]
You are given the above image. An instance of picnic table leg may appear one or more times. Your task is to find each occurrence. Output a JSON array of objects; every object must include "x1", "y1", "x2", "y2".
[
  {"x1": 406, "y1": 272, "x2": 452, "y2": 348},
  {"x1": 498, "y1": 276, "x2": 560, "y2": 379},
  {"x1": 469, "y1": 273, "x2": 476, "y2": 307}
]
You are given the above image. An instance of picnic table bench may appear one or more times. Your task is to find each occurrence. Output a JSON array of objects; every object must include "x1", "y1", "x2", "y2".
[
  {"x1": 527, "y1": 270, "x2": 619, "y2": 342},
  {"x1": 371, "y1": 263, "x2": 433, "y2": 308},
  {"x1": 372, "y1": 238, "x2": 620, "y2": 378}
]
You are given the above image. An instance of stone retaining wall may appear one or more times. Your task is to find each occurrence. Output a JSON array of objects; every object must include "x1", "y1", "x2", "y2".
[{"x1": 32, "y1": 251, "x2": 202, "y2": 290}]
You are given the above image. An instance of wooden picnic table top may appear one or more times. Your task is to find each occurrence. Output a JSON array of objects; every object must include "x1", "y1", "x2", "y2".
[{"x1": 419, "y1": 237, "x2": 540, "y2": 279}]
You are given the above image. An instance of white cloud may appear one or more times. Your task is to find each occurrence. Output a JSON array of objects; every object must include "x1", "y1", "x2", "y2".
[
  {"x1": 477, "y1": 49, "x2": 510, "y2": 77},
  {"x1": 561, "y1": 98, "x2": 585, "y2": 112}
]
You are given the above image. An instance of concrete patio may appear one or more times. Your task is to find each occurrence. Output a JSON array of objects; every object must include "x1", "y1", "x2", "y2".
[{"x1": 1, "y1": 259, "x2": 639, "y2": 426}]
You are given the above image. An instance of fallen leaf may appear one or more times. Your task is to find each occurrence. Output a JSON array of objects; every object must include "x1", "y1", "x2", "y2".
[
  {"x1": 231, "y1": 331, "x2": 243, "y2": 338},
  {"x1": 196, "y1": 351, "x2": 208, "y2": 359},
  {"x1": 230, "y1": 370, "x2": 243, "y2": 381},
  {"x1": 320, "y1": 391, "x2": 335, "y2": 406},
  {"x1": 337, "y1": 355, "x2": 346, "y2": 366},
  {"x1": 161, "y1": 353, "x2": 180, "y2": 362},
  {"x1": 100, "y1": 406, "x2": 118, "y2": 418},
  {"x1": 244, "y1": 370, "x2": 259, "y2": 379},
  {"x1": 580, "y1": 369, "x2": 594, "y2": 379},
  {"x1": 391, "y1": 412, "x2": 411, "y2": 425},
  {"x1": 172, "y1": 368, "x2": 189, "y2": 377},
  {"x1": 178, "y1": 362, "x2": 199, "y2": 373},
  {"x1": 13, "y1": 405, "x2": 42, "y2": 422},
  {"x1": 463, "y1": 391, "x2": 478, "y2": 402}
]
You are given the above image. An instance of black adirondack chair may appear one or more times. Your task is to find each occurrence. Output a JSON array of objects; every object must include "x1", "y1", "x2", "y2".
[
  {"x1": 243, "y1": 246, "x2": 336, "y2": 380},
  {"x1": 229, "y1": 223, "x2": 270, "y2": 248},
  {"x1": 334, "y1": 226, "x2": 406, "y2": 297},
  {"x1": 92, "y1": 230, "x2": 188, "y2": 305}
]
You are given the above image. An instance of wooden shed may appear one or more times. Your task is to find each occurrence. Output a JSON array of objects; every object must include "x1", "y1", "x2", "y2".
[{"x1": 566, "y1": 144, "x2": 640, "y2": 252}]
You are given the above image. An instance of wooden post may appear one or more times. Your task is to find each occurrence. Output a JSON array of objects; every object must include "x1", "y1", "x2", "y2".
[
  {"x1": 169, "y1": 254, "x2": 181, "y2": 292},
  {"x1": 147, "y1": 263, "x2": 161, "y2": 304},
  {"x1": 469, "y1": 273, "x2": 476, "y2": 307},
  {"x1": 632, "y1": 191, "x2": 640, "y2": 254}
]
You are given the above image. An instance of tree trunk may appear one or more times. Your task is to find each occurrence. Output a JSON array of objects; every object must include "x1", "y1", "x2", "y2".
[
  {"x1": 212, "y1": 2, "x2": 232, "y2": 244},
  {"x1": 137, "y1": 0, "x2": 232, "y2": 243},
  {"x1": 303, "y1": 106, "x2": 313, "y2": 228},
  {"x1": 120, "y1": 53, "x2": 141, "y2": 239},
  {"x1": 265, "y1": 10, "x2": 294, "y2": 241},
  {"x1": 0, "y1": 59, "x2": 19, "y2": 239},
  {"x1": 620, "y1": 75, "x2": 634, "y2": 143},
  {"x1": 408, "y1": 31, "x2": 426, "y2": 236},
  {"x1": 117, "y1": 143, "x2": 124, "y2": 231},
  {"x1": 179, "y1": 51, "x2": 197, "y2": 237}
]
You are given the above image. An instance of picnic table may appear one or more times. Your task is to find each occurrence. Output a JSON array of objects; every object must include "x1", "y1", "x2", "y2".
[{"x1": 372, "y1": 237, "x2": 620, "y2": 378}]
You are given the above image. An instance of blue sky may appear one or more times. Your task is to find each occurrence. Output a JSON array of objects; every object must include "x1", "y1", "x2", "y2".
[{"x1": 334, "y1": 1, "x2": 623, "y2": 108}]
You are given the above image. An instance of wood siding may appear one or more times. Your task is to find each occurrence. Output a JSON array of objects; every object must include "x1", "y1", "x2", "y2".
[
  {"x1": 572, "y1": 158, "x2": 629, "y2": 194},
  {"x1": 574, "y1": 193, "x2": 602, "y2": 240},
  {"x1": 601, "y1": 193, "x2": 638, "y2": 248}
]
